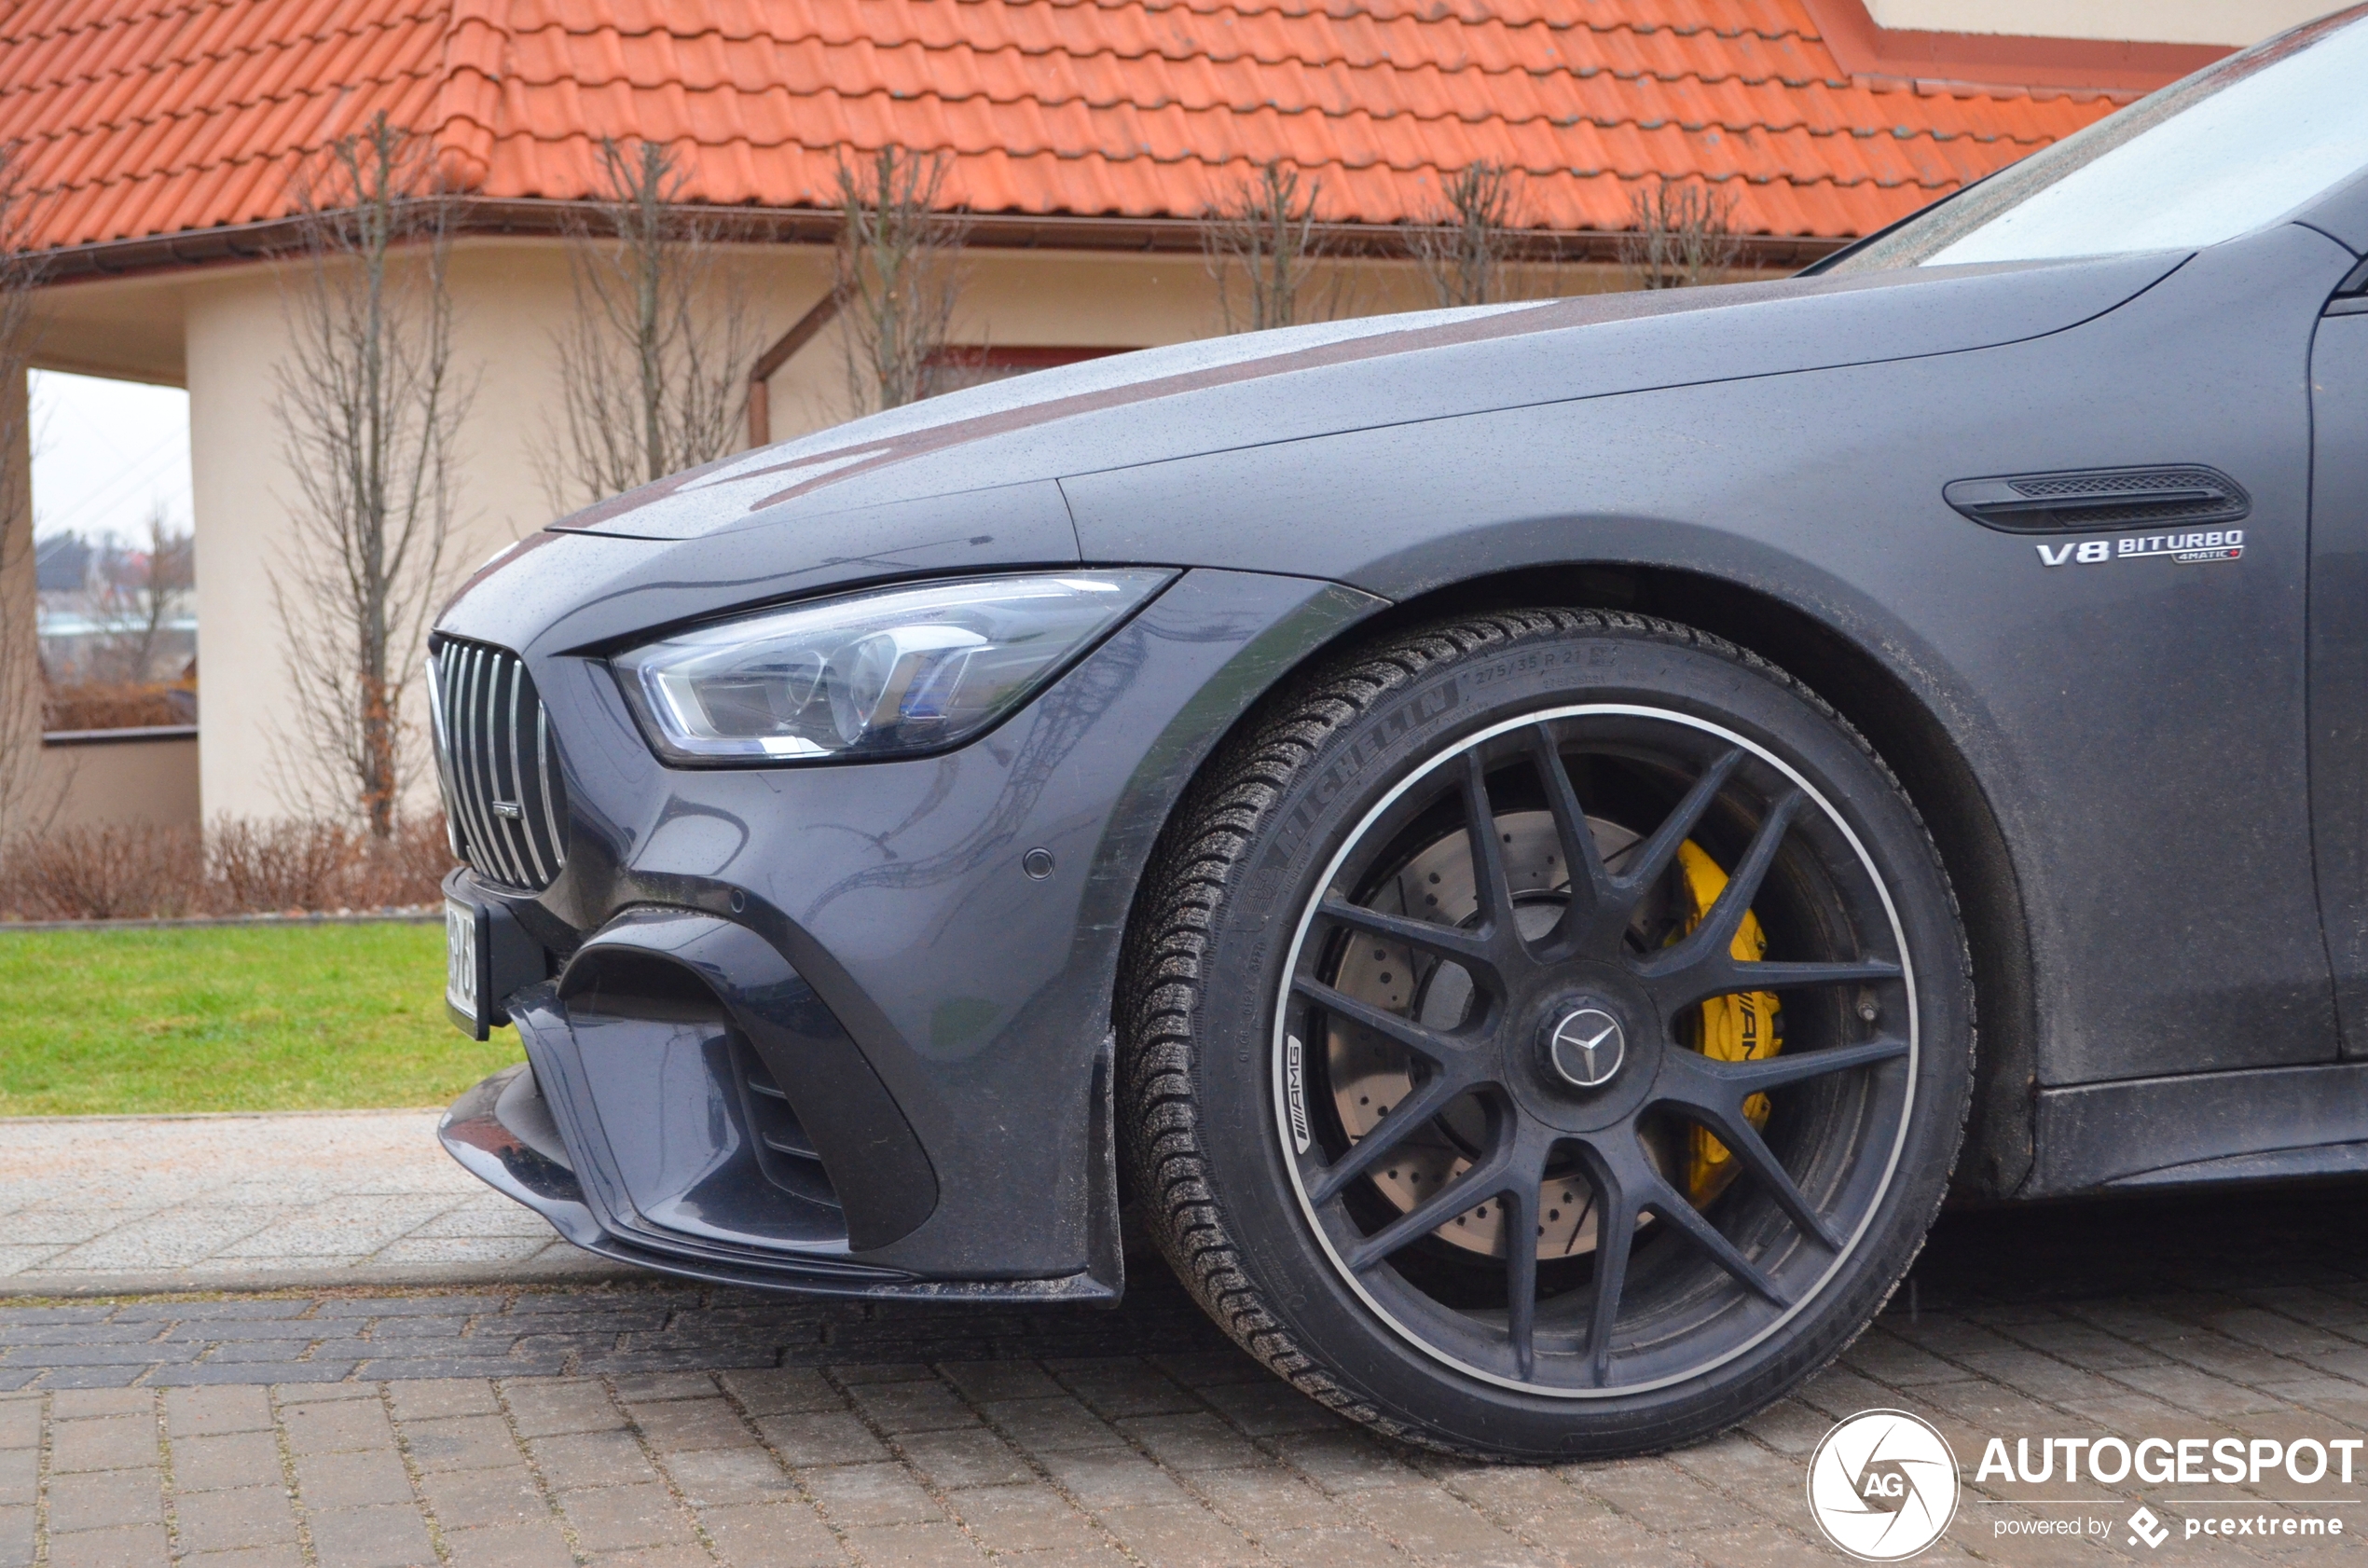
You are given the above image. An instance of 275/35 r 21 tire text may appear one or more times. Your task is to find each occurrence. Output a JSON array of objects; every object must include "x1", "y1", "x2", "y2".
[{"x1": 1119, "y1": 611, "x2": 1974, "y2": 1458}]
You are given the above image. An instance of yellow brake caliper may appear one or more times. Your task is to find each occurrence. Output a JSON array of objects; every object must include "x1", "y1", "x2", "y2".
[{"x1": 1675, "y1": 840, "x2": 1783, "y2": 1205}]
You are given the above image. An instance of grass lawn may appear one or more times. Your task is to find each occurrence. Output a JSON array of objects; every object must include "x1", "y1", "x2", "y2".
[{"x1": 0, "y1": 923, "x2": 523, "y2": 1116}]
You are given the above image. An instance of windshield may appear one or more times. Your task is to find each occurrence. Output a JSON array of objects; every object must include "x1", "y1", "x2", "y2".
[{"x1": 1828, "y1": 6, "x2": 2368, "y2": 273}]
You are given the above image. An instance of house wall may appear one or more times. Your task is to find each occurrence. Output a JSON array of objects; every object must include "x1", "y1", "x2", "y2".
[
  {"x1": 34, "y1": 731, "x2": 202, "y2": 832},
  {"x1": 1861, "y1": 0, "x2": 2327, "y2": 45}
]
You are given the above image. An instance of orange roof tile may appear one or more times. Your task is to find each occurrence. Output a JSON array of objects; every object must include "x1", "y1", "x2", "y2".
[{"x1": 0, "y1": 0, "x2": 2184, "y2": 259}]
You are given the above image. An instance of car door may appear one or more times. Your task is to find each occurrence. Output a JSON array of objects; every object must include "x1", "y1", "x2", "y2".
[{"x1": 2309, "y1": 254, "x2": 2368, "y2": 1053}]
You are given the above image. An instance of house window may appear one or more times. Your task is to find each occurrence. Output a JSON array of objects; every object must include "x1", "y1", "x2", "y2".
[{"x1": 30, "y1": 370, "x2": 198, "y2": 733}]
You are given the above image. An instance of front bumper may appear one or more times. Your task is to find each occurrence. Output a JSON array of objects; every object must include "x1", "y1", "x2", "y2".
[{"x1": 432, "y1": 551, "x2": 1384, "y2": 1293}]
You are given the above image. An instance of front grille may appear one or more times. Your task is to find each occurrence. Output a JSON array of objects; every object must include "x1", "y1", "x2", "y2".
[{"x1": 430, "y1": 638, "x2": 569, "y2": 891}]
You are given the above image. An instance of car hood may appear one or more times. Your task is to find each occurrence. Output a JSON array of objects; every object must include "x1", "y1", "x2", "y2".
[{"x1": 552, "y1": 251, "x2": 2187, "y2": 545}]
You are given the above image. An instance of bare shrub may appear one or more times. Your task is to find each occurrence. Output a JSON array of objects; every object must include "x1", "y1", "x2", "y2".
[
  {"x1": 42, "y1": 681, "x2": 187, "y2": 731},
  {"x1": 1202, "y1": 160, "x2": 1350, "y2": 333},
  {"x1": 1618, "y1": 176, "x2": 1742, "y2": 290},
  {"x1": 1, "y1": 824, "x2": 204, "y2": 920},
  {"x1": 271, "y1": 112, "x2": 469, "y2": 838},
  {"x1": 207, "y1": 817, "x2": 358, "y2": 913},
  {"x1": 352, "y1": 815, "x2": 457, "y2": 906},
  {"x1": 0, "y1": 814, "x2": 458, "y2": 921},
  {"x1": 539, "y1": 139, "x2": 760, "y2": 509},
  {"x1": 1411, "y1": 162, "x2": 1528, "y2": 309},
  {"x1": 835, "y1": 147, "x2": 969, "y2": 415}
]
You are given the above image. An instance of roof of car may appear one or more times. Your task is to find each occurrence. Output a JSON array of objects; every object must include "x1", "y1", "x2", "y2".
[{"x1": 0, "y1": 0, "x2": 2210, "y2": 261}]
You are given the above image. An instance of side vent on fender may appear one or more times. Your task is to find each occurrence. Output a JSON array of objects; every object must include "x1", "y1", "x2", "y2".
[{"x1": 1943, "y1": 466, "x2": 2251, "y2": 534}]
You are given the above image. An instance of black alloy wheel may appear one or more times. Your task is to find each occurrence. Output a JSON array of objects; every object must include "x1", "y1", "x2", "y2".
[{"x1": 1121, "y1": 611, "x2": 1973, "y2": 1458}]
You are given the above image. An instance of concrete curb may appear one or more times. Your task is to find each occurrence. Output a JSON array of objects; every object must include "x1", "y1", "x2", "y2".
[{"x1": 0, "y1": 1250, "x2": 645, "y2": 1300}]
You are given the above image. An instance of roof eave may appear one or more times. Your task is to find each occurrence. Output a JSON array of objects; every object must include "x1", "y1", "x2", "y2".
[{"x1": 30, "y1": 199, "x2": 1849, "y2": 286}]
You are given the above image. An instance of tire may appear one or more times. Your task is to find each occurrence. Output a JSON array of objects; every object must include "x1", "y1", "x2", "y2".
[{"x1": 1118, "y1": 610, "x2": 1973, "y2": 1459}]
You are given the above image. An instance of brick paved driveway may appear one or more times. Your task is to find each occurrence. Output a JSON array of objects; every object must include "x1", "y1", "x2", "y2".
[{"x1": 9, "y1": 1185, "x2": 2368, "y2": 1567}]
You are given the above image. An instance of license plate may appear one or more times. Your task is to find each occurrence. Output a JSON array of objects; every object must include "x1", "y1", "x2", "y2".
[{"x1": 446, "y1": 898, "x2": 481, "y2": 1023}]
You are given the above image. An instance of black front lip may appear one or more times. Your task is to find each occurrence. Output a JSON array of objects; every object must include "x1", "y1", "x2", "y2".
[{"x1": 438, "y1": 1061, "x2": 1122, "y2": 1303}]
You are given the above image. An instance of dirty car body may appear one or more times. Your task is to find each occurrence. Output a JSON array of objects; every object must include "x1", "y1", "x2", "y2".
[{"x1": 436, "y1": 8, "x2": 2368, "y2": 1454}]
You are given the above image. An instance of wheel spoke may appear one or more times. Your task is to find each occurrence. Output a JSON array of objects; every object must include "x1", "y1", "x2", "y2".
[
  {"x1": 1577, "y1": 1154, "x2": 1635, "y2": 1386},
  {"x1": 1462, "y1": 751, "x2": 1517, "y2": 941},
  {"x1": 1315, "y1": 898, "x2": 1495, "y2": 970},
  {"x1": 1611, "y1": 747, "x2": 1744, "y2": 910},
  {"x1": 1503, "y1": 1177, "x2": 1542, "y2": 1380},
  {"x1": 1635, "y1": 791, "x2": 1801, "y2": 984},
  {"x1": 1649, "y1": 956, "x2": 1904, "y2": 1014},
  {"x1": 1643, "y1": 1178, "x2": 1789, "y2": 1306},
  {"x1": 1291, "y1": 976, "x2": 1463, "y2": 1068},
  {"x1": 1675, "y1": 1098, "x2": 1841, "y2": 1250},
  {"x1": 1701, "y1": 1036, "x2": 1909, "y2": 1096},
  {"x1": 1525, "y1": 724, "x2": 1617, "y2": 950},
  {"x1": 1309, "y1": 1069, "x2": 1475, "y2": 1205},
  {"x1": 1344, "y1": 1136, "x2": 1521, "y2": 1272}
]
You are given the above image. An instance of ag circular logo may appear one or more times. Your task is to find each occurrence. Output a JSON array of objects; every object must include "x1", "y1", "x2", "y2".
[
  {"x1": 1806, "y1": 1410, "x2": 1960, "y2": 1561},
  {"x1": 1548, "y1": 1007, "x2": 1625, "y2": 1087}
]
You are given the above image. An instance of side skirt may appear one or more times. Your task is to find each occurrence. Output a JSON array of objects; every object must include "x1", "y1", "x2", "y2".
[{"x1": 2030, "y1": 1060, "x2": 2368, "y2": 1194}]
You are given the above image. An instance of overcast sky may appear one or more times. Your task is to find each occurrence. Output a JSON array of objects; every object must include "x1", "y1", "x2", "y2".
[{"x1": 31, "y1": 369, "x2": 194, "y2": 544}]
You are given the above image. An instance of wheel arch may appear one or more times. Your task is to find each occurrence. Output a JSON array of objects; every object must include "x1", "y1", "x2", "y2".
[{"x1": 1129, "y1": 560, "x2": 2038, "y2": 1201}]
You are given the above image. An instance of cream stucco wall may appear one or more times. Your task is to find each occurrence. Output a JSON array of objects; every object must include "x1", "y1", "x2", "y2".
[{"x1": 1862, "y1": 0, "x2": 2333, "y2": 45}]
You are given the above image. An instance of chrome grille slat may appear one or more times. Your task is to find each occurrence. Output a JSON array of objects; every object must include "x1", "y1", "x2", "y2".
[
  {"x1": 489, "y1": 656, "x2": 527, "y2": 884},
  {"x1": 450, "y1": 646, "x2": 489, "y2": 872},
  {"x1": 483, "y1": 653, "x2": 528, "y2": 887},
  {"x1": 428, "y1": 636, "x2": 569, "y2": 892},
  {"x1": 535, "y1": 707, "x2": 558, "y2": 876},
  {"x1": 460, "y1": 647, "x2": 509, "y2": 884},
  {"x1": 509, "y1": 667, "x2": 549, "y2": 885}
]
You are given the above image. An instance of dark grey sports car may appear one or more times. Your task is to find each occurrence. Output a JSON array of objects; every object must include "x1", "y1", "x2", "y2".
[{"x1": 434, "y1": 7, "x2": 2368, "y2": 1457}]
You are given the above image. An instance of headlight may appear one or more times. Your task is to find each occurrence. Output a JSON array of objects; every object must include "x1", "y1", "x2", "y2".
[{"x1": 613, "y1": 571, "x2": 1174, "y2": 763}]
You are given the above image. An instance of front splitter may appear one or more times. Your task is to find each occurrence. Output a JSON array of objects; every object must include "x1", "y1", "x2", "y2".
[{"x1": 437, "y1": 1064, "x2": 1122, "y2": 1303}]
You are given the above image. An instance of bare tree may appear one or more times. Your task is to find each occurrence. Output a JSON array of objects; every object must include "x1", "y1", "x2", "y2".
[
  {"x1": 0, "y1": 146, "x2": 60, "y2": 840},
  {"x1": 1618, "y1": 176, "x2": 1742, "y2": 290},
  {"x1": 835, "y1": 148, "x2": 968, "y2": 415},
  {"x1": 270, "y1": 112, "x2": 468, "y2": 838},
  {"x1": 86, "y1": 504, "x2": 193, "y2": 685},
  {"x1": 538, "y1": 139, "x2": 760, "y2": 509},
  {"x1": 1411, "y1": 162, "x2": 1530, "y2": 309},
  {"x1": 1201, "y1": 160, "x2": 1347, "y2": 333}
]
